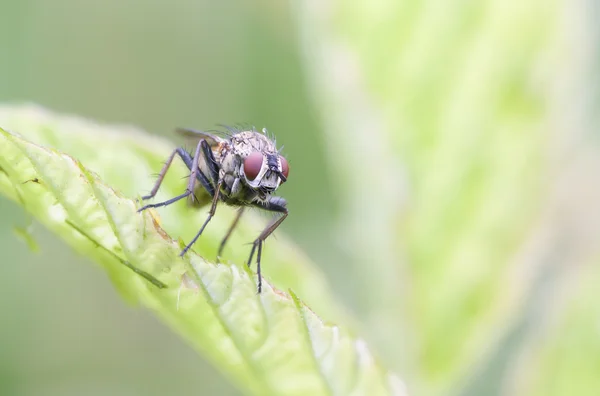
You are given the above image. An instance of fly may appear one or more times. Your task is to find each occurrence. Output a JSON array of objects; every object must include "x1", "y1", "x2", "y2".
[{"x1": 138, "y1": 126, "x2": 290, "y2": 293}]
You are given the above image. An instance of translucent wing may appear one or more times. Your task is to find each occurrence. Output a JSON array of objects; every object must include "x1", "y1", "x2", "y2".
[{"x1": 175, "y1": 127, "x2": 226, "y2": 147}]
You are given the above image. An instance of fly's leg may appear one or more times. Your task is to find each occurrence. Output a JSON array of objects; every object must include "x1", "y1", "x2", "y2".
[
  {"x1": 180, "y1": 179, "x2": 223, "y2": 257},
  {"x1": 138, "y1": 142, "x2": 214, "y2": 212},
  {"x1": 177, "y1": 139, "x2": 224, "y2": 256},
  {"x1": 217, "y1": 207, "x2": 245, "y2": 260},
  {"x1": 247, "y1": 197, "x2": 288, "y2": 293},
  {"x1": 139, "y1": 138, "x2": 224, "y2": 257},
  {"x1": 138, "y1": 190, "x2": 192, "y2": 210}
]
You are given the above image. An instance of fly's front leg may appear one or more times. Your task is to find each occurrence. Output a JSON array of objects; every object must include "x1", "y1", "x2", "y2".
[
  {"x1": 247, "y1": 196, "x2": 288, "y2": 293},
  {"x1": 141, "y1": 148, "x2": 178, "y2": 201},
  {"x1": 138, "y1": 142, "x2": 215, "y2": 212}
]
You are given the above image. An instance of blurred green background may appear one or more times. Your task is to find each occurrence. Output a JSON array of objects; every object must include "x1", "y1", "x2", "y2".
[{"x1": 1, "y1": 0, "x2": 600, "y2": 395}]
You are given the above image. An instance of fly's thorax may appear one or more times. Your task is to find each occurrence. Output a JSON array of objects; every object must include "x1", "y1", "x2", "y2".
[
  {"x1": 218, "y1": 149, "x2": 242, "y2": 178},
  {"x1": 217, "y1": 149, "x2": 243, "y2": 197},
  {"x1": 230, "y1": 131, "x2": 278, "y2": 155}
]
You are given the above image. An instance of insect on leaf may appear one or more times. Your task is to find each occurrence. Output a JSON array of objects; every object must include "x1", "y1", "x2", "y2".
[{"x1": 0, "y1": 105, "x2": 405, "y2": 396}]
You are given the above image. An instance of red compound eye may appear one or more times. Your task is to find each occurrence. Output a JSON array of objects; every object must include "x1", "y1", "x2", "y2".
[
  {"x1": 243, "y1": 152, "x2": 263, "y2": 181},
  {"x1": 280, "y1": 156, "x2": 289, "y2": 180}
]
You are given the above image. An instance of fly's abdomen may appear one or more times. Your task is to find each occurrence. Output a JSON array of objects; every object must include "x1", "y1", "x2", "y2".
[{"x1": 189, "y1": 184, "x2": 212, "y2": 208}]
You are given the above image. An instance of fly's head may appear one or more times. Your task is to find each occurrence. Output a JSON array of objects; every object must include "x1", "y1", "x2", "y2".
[{"x1": 228, "y1": 129, "x2": 289, "y2": 202}]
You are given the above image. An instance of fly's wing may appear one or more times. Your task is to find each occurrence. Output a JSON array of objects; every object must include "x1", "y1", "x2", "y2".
[{"x1": 175, "y1": 127, "x2": 226, "y2": 148}]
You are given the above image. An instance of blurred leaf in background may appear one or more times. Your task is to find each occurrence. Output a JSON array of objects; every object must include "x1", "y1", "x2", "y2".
[
  {"x1": 2, "y1": 0, "x2": 600, "y2": 395},
  {"x1": 294, "y1": 0, "x2": 600, "y2": 396}
]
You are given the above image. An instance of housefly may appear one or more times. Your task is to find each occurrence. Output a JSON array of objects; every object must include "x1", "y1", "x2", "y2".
[{"x1": 138, "y1": 126, "x2": 289, "y2": 293}]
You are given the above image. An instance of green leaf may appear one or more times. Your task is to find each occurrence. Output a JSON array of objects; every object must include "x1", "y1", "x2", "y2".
[{"x1": 0, "y1": 105, "x2": 405, "y2": 396}]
